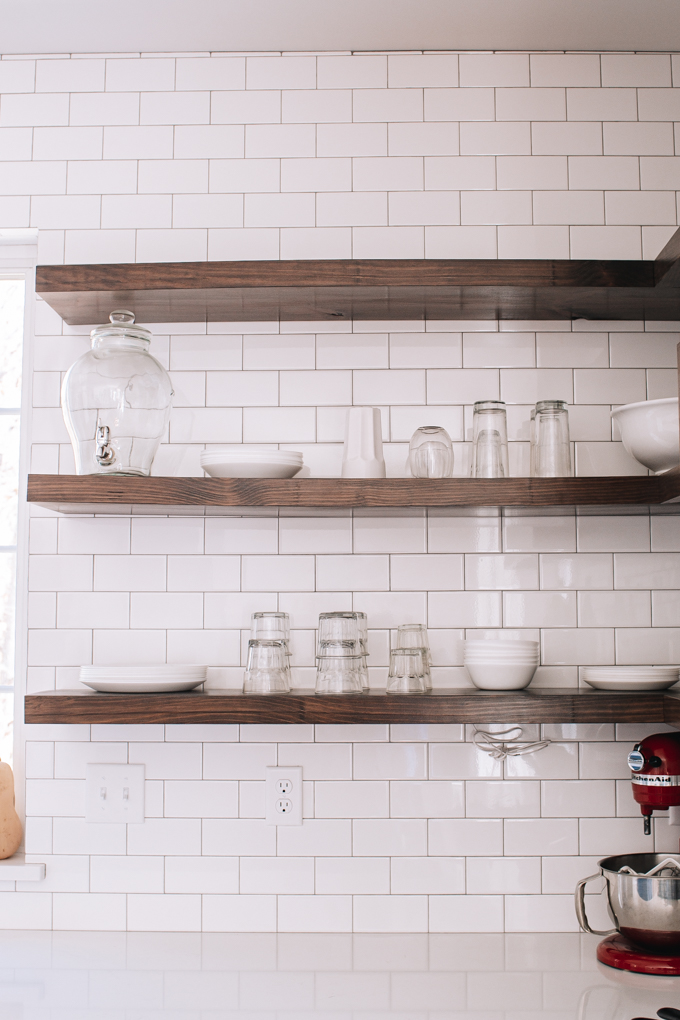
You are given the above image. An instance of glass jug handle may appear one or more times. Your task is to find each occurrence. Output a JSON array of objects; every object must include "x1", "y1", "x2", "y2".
[{"x1": 575, "y1": 872, "x2": 617, "y2": 936}]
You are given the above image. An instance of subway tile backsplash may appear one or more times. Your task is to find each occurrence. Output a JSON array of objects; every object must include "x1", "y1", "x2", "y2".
[{"x1": 9, "y1": 46, "x2": 680, "y2": 931}]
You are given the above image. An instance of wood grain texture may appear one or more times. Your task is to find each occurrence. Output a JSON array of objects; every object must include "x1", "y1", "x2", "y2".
[
  {"x1": 664, "y1": 693, "x2": 680, "y2": 727},
  {"x1": 34, "y1": 259, "x2": 680, "y2": 324},
  {"x1": 23, "y1": 688, "x2": 672, "y2": 725},
  {"x1": 655, "y1": 225, "x2": 680, "y2": 288},
  {"x1": 26, "y1": 474, "x2": 680, "y2": 510}
]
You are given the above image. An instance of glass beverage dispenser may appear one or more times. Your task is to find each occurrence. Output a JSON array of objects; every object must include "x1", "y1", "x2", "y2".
[{"x1": 61, "y1": 311, "x2": 173, "y2": 476}]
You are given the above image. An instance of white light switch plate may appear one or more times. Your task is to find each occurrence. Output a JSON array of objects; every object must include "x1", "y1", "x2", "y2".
[
  {"x1": 265, "y1": 766, "x2": 303, "y2": 825},
  {"x1": 86, "y1": 764, "x2": 145, "y2": 824}
]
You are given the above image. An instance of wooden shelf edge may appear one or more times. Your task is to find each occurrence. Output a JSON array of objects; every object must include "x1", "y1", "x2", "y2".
[
  {"x1": 24, "y1": 688, "x2": 677, "y2": 726},
  {"x1": 26, "y1": 474, "x2": 680, "y2": 511},
  {"x1": 33, "y1": 251, "x2": 680, "y2": 324}
]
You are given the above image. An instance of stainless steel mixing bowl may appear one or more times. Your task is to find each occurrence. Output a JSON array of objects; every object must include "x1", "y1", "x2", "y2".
[{"x1": 576, "y1": 853, "x2": 680, "y2": 950}]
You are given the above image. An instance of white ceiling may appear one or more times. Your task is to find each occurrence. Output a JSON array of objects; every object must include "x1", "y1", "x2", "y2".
[{"x1": 1, "y1": 0, "x2": 679, "y2": 55}]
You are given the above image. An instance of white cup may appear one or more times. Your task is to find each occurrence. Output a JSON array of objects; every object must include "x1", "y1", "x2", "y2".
[{"x1": 341, "y1": 407, "x2": 386, "y2": 479}]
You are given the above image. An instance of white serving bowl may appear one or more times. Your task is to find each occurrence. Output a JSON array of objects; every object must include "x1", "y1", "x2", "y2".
[
  {"x1": 464, "y1": 651, "x2": 539, "y2": 660},
  {"x1": 611, "y1": 397, "x2": 679, "y2": 474},
  {"x1": 465, "y1": 659, "x2": 539, "y2": 666},
  {"x1": 464, "y1": 639, "x2": 539, "y2": 650},
  {"x1": 200, "y1": 448, "x2": 303, "y2": 479},
  {"x1": 465, "y1": 662, "x2": 538, "y2": 690}
]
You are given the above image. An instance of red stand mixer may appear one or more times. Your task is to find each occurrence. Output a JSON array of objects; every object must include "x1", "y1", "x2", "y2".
[{"x1": 576, "y1": 731, "x2": 680, "y2": 976}]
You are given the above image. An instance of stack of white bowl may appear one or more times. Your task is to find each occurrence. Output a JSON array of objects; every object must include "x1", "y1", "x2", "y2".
[
  {"x1": 582, "y1": 666, "x2": 680, "y2": 691},
  {"x1": 200, "y1": 447, "x2": 303, "y2": 479},
  {"x1": 463, "y1": 638, "x2": 539, "y2": 691}
]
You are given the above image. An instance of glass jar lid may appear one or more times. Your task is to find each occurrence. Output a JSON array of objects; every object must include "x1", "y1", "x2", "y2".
[{"x1": 90, "y1": 310, "x2": 152, "y2": 344}]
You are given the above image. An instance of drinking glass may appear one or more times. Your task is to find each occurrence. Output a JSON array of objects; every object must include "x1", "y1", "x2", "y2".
[
  {"x1": 318, "y1": 612, "x2": 366, "y2": 652},
  {"x1": 529, "y1": 406, "x2": 537, "y2": 477},
  {"x1": 387, "y1": 648, "x2": 429, "y2": 694},
  {"x1": 533, "y1": 400, "x2": 571, "y2": 477},
  {"x1": 243, "y1": 639, "x2": 290, "y2": 694},
  {"x1": 317, "y1": 638, "x2": 369, "y2": 690},
  {"x1": 408, "y1": 426, "x2": 454, "y2": 478},
  {"x1": 315, "y1": 655, "x2": 364, "y2": 694},
  {"x1": 470, "y1": 401, "x2": 508, "y2": 478},
  {"x1": 395, "y1": 623, "x2": 432, "y2": 689},
  {"x1": 251, "y1": 612, "x2": 290, "y2": 642}
]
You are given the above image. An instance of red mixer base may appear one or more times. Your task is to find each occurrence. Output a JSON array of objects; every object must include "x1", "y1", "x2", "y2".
[{"x1": 597, "y1": 934, "x2": 680, "y2": 976}]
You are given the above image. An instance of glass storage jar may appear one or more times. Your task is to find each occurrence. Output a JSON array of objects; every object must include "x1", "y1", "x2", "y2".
[{"x1": 61, "y1": 310, "x2": 173, "y2": 476}]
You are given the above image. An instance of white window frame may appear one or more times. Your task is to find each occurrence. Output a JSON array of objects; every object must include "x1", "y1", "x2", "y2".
[{"x1": 0, "y1": 232, "x2": 39, "y2": 827}]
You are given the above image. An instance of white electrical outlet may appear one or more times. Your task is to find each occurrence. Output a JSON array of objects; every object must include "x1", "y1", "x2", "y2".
[
  {"x1": 265, "y1": 766, "x2": 302, "y2": 825},
  {"x1": 86, "y1": 764, "x2": 145, "y2": 823}
]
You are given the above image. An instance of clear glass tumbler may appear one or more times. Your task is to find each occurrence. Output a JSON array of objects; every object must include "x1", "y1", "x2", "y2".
[
  {"x1": 529, "y1": 406, "x2": 537, "y2": 477},
  {"x1": 408, "y1": 426, "x2": 454, "y2": 478},
  {"x1": 470, "y1": 401, "x2": 508, "y2": 478},
  {"x1": 395, "y1": 623, "x2": 432, "y2": 689},
  {"x1": 315, "y1": 655, "x2": 364, "y2": 694},
  {"x1": 251, "y1": 612, "x2": 290, "y2": 642},
  {"x1": 318, "y1": 612, "x2": 366, "y2": 652},
  {"x1": 317, "y1": 638, "x2": 369, "y2": 690},
  {"x1": 387, "y1": 648, "x2": 429, "y2": 694},
  {"x1": 533, "y1": 400, "x2": 571, "y2": 477},
  {"x1": 243, "y1": 639, "x2": 290, "y2": 694}
]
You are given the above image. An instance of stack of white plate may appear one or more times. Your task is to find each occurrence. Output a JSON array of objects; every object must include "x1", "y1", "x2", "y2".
[
  {"x1": 80, "y1": 665, "x2": 208, "y2": 693},
  {"x1": 200, "y1": 447, "x2": 303, "y2": 479},
  {"x1": 463, "y1": 638, "x2": 540, "y2": 691},
  {"x1": 582, "y1": 666, "x2": 680, "y2": 691}
]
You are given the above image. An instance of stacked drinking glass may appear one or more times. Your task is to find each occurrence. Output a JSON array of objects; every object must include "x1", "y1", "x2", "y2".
[
  {"x1": 389, "y1": 623, "x2": 432, "y2": 693},
  {"x1": 316, "y1": 611, "x2": 369, "y2": 694},
  {"x1": 243, "y1": 611, "x2": 291, "y2": 694}
]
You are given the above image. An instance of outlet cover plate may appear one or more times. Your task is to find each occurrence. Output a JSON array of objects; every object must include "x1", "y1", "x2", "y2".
[
  {"x1": 265, "y1": 766, "x2": 302, "y2": 826},
  {"x1": 86, "y1": 763, "x2": 145, "y2": 824}
]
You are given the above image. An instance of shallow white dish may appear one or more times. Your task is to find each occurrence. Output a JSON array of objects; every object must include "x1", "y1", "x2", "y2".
[
  {"x1": 582, "y1": 666, "x2": 678, "y2": 677},
  {"x1": 81, "y1": 668, "x2": 207, "y2": 681},
  {"x1": 583, "y1": 676, "x2": 679, "y2": 691},
  {"x1": 611, "y1": 397, "x2": 679, "y2": 474},
  {"x1": 82, "y1": 678, "x2": 206, "y2": 693},
  {"x1": 465, "y1": 662, "x2": 537, "y2": 690},
  {"x1": 201, "y1": 448, "x2": 303, "y2": 479}
]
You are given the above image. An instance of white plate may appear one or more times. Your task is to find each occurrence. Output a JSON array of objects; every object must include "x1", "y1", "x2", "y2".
[
  {"x1": 583, "y1": 677, "x2": 679, "y2": 691},
  {"x1": 202, "y1": 461, "x2": 303, "y2": 479},
  {"x1": 201, "y1": 452, "x2": 303, "y2": 462},
  {"x1": 81, "y1": 666, "x2": 207, "y2": 678},
  {"x1": 82, "y1": 679, "x2": 206, "y2": 693},
  {"x1": 582, "y1": 670, "x2": 678, "y2": 679}
]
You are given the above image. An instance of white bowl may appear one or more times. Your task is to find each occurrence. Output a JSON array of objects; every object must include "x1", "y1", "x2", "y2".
[
  {"x1": 465, "y1": 662, "x2": 538, "y2": 690},
  {"x1": 611, "y1": 397, "x2": 679, "y2": 474},
  {"x1": 202, "y1": 447, "x2": 302, "y2": 460},
  {"x1": 464, "y1": 640, "x2": 539, "y2": 650},
  {"x1": 200, "y1": 450, "x2": 303, "y2": 479},
  {"x1": 464, "y1": 652, "x2": 539, "y2": 661}
]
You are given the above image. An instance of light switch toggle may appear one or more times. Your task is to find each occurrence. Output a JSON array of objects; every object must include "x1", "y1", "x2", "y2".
[{"x1": 86, "y1": 764, "x2": 145, "y2": 824}]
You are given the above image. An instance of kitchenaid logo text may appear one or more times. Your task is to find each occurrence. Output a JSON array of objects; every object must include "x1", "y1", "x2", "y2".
[{"x1": 631, "y1": 774, "x2": 680, "y2": 786}]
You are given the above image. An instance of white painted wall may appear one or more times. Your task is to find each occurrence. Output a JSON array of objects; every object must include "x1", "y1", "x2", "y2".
[{"x1": 4, "y1": 48, "x2": 680, "y2": 932}]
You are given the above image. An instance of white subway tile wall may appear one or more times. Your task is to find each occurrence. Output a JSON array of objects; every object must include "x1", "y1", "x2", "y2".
[{"x1": 12, "y1": 48, "x2": 680, "y2": 931}]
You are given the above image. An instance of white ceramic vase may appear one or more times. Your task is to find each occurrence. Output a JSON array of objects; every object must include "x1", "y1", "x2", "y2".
[{"x1": 341, "y1": 407, "x2": 386, "y2": 478}]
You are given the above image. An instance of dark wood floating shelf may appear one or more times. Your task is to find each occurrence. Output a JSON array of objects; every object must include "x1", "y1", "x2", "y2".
[
  {"x1": 35, "y1": 247, "x2": 680, "y2": 325},
  {"x1": 26, "y1": 474, "x2": 680, "y2": 514},
  {"x1": 24, "y1": 688, "x2": 680, "y2": 726}
]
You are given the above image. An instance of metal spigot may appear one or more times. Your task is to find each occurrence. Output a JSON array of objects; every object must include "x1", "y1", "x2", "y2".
[{"x1": 95, "y1": 420, "x2": 115, "y2": 466}]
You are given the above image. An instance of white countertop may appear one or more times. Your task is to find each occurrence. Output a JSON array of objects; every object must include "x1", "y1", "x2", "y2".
[{"x1": 0, "y1": 931, "x2": 677, "y2": 1017}]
